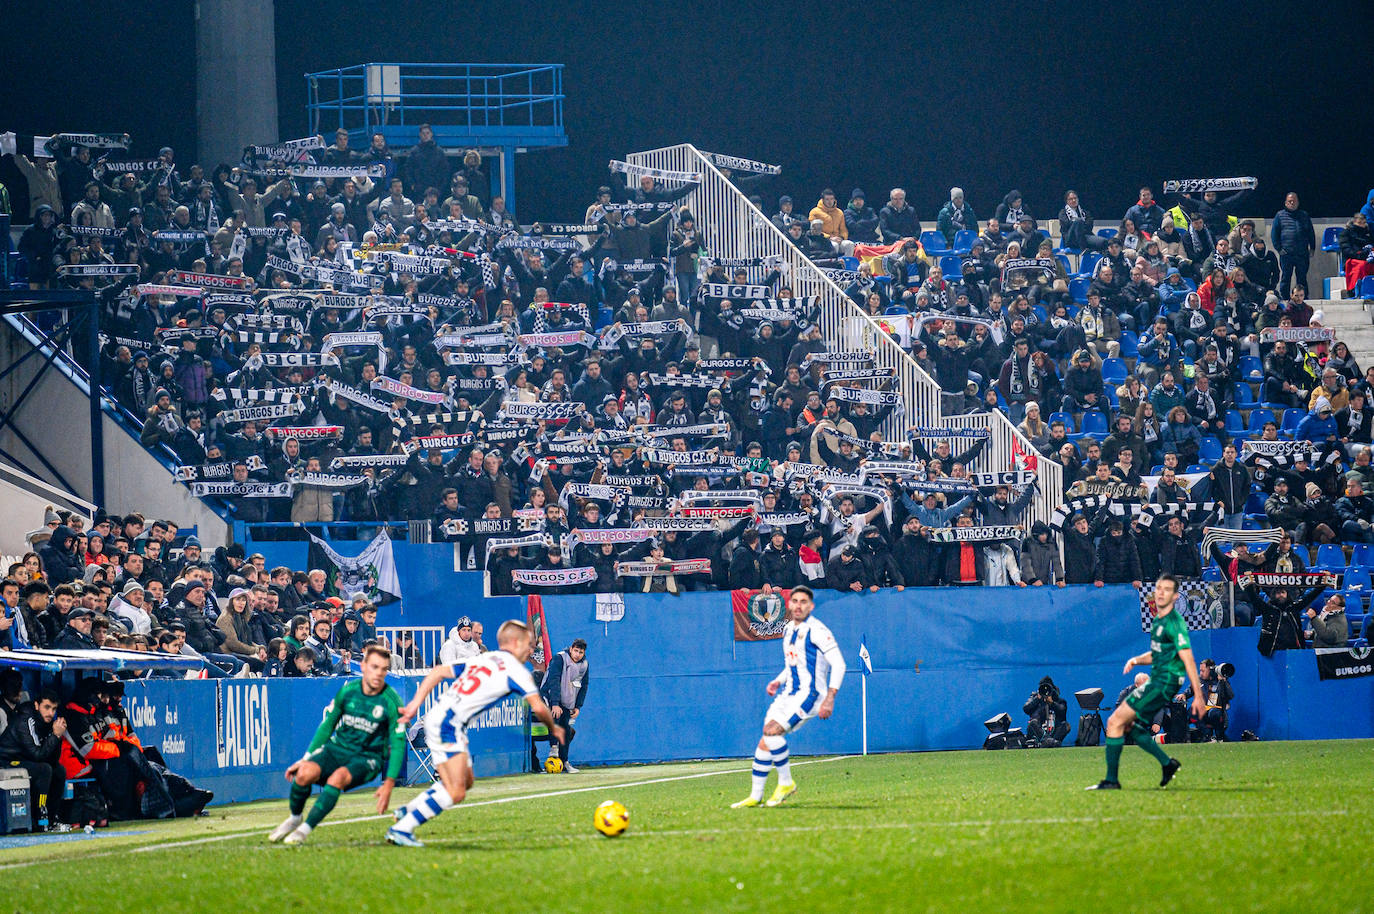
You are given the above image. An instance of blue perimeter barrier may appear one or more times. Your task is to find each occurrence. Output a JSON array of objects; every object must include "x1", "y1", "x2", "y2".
[{"x1": 121, "y1": 676, "x2": 527, "y2": 805}]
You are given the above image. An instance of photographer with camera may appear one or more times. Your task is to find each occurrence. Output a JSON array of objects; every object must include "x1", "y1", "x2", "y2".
[
  {"x1": 1195, "y1": 659, "x2": 1234, "y2": 741},
  {"x1": 1023, "y1": 676, "x2": 1069, "y2": 747}
]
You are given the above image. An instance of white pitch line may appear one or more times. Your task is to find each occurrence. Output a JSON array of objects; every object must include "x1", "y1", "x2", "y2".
[{"x1": 0, "y1": 755, "x2": 855, "y2": 870}]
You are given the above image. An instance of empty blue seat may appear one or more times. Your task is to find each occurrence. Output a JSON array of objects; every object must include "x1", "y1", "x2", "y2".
[
  {"x1": 1150, "y1": 465, "x2": 1164, "y2": 475},
  {"x1": 1202, "y1": 565, "x2": 1223, "y2": 582},
  {"x1": 1232, "y1": 383, "x2": 1256, "y2": 407},
  {"x1": 1104, "y1": 387, "x2": 1119, "y2": 409},
  {"x1": 1246, "y1": 408, "x2": 1276, "y2": 433},
  {"x1": 951, "y1": 229, "x2": 977, "y2": 254},
  {"x1": 884, "y1": 305, "x2": 909, "y2": 315},
  {"x1": 1360, "y1": 276, "x2": 1374, "y2": 299},
  {"x1": 1187, "y1": 464, "x2": 1210, "y2": 474},
  {"x1": 1079, "y1": 411, "x2": 1109, "y2": 438},
  {"x1": 1238, "y1": 355, "x2": 1263, "y2": 381},
  {"x1": 1055, "y1": 253, "x2": 1073, "y2": 275},
  {"x1": 939, "y1": 254, "x2": 963, "y2": 278},
  {"x1": 1096, "y1": 227, "x2": 1118, "y2": 238},
  {"x1": 1351, "y1": 543, "x2": 1374, "y2": 567},
  {"x1": 1244, "y1": 491, "x2": 1268, "y2": 514},
  {"x1": 1280, "y1": 408, "x2": 1305, "y2": 437},
  {"x1": 1318, "y1": 544, "x2": 1349, "y2": 568},
  {"x1": 1069, "y1": 276, "x2": 1090, "y2": 304},
  {"x1": 1118, "y1": 332, "x2": 1138, "y2": 358},
  {"x1": 1321, "y1": 226, "x2": 1342, "y2": 252},
  {"x1": 1224, "y1": 410, "x2": 1246, "y2": 435},
  {"x1": 1077, "y1": 252, "x2": 1102, "y2": 277},
  {"x1": 842, "y1": 256, "x2": 861, "y2": 271},
  {"x1": 1344, "y1": 566, "x2": 1372, "y2": 593},
  {"x1": 1100, "y1": 357, "x2": 1128, "y2": 384},
  {"x1": 1049, "y1": 411, "x2": 1076, "y2": 432},
  {"x1": 1032, "y1": 304, "x2": 1047, "y2": 321},
  {"x1": 1199, "y1": 436, "x2": 1223, "y2": 462},
  {"x1": 921, "y1": 231, "x2": 948, "y2": 253}
]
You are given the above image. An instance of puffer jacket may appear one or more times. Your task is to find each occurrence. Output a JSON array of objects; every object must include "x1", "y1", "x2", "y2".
[
  {"x1": 807, "y1": 198, "x2": 847, "y2": 240},
  {"x1": 1019, "y1": 524, "x2": 1064, "y2": 585},
  {"x1": 174, "y1": 597, "x2": 223, "y2": 654}
]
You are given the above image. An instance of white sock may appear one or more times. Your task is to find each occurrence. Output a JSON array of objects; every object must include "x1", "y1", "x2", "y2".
[
  {"x1": 394, "y1": 784, "x2": 454, "y2": 833},
  {"x1": 750, "y1": 747, "x2": 772, "y2": 800},
  {"x1": 295, "y1": 822, "x2": 312, "y2": 835},
  {"x1": 765, "y1": 734, "x2": 792, "y2": 787}
]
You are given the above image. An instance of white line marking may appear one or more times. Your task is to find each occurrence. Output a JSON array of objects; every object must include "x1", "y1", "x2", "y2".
[{"x1": 0, "y1": 756, "x2": 855, "y2": 870}]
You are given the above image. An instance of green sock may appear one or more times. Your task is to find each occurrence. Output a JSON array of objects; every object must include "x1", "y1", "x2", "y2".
[
  {"x1": 305, "y1": 785, "x2": 340, "y2": 828},
  {"x1": 1104, "y1": 736, "x2": 1125, "y2": 781},
  {"x1": 1131, "y1": 728, "x2": 1172, "y2": 766},
  {"x1": 288, "y1": 782, "x2": 311, "y2": 816}
]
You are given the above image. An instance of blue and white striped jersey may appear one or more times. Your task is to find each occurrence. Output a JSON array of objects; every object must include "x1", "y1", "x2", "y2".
[
  {"x1": 433, "y1": 649, "x2": 539, "y2": 728},
  {"x1": 773, "y1": 615, "x2": 846, "y2": 698}
]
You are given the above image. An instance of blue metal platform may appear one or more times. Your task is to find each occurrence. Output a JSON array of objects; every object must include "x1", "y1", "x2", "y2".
[{"x1": 305, "y1": 63, "x2": 567, "y2": 210}]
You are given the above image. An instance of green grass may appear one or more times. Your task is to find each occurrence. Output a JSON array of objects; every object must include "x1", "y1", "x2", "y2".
[{"x1": 4, "y1": 741, "x2": 1372, "y2": 913}]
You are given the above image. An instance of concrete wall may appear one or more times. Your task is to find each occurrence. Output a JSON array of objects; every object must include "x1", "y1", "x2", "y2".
[
  {"x1": 196, "y1": 0, "x2": 279, "y2": 167},
  {"x1": 0, "y1": 320, "x2": 230, "y2": 548}
]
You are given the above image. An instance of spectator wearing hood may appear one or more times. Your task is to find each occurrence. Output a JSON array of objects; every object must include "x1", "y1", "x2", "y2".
[
  {"x1": 1123, "y1": 187, "x2": 1167, "y2": 234},
  {"x1": 18, "y1": 205, "x2": 61, "y2": 288},
  {"x1": 1095, "y1": 519, "x2": 1142, "y2": 587},
  {"x1": 1020, "y1": 522, "x2": 1065, "y2": 586},
  {"x1": 857, "y1": 525, "x2": 904, "y2": 591},
  {"x1": 1296, "y1": 397, "x2": 1338, "y2": 444},
  {"x1": 38, "y1": 525, "x2": 82, "y2": 586}
]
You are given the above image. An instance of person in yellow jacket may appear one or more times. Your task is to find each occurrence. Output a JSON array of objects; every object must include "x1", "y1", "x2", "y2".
[{"x1": 808, "y1": 188, "x2": 848, "y2": 252}]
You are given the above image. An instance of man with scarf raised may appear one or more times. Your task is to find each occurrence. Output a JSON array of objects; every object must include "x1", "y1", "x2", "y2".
[{"x1": 996, "y1": 337, "x2": 1040, "y2": 423}]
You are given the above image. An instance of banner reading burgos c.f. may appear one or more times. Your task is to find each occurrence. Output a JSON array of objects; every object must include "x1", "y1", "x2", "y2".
[{"x1": 732, "y1": 588, "x2": 791, "y2": 641}]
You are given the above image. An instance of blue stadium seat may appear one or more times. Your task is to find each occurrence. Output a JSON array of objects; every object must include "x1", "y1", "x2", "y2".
[
  {"x1": 921, "y1": 231, "x2": 948, "y2": 253},
  {"x1": 1118, "y1": 332, "x2": 1138, "y2": 358},
  {"x1": 1343, "y1": 566, "x2": 1372, "y2": 593},
  {"x1": 1150, "y1": 465, "x2": 1164, "y2": 475},
  {"x1": 1187, "y1": 464, "x2": 1211, "y2": 474},
  {"x1": 1077, "y1": 252, "x2": 1102, "y2": 277},
  {"x1": 1100, "y1": 357, "x2": 1128, "y2": 384},
  {"x1": 1096, "y1": 228, "x2": 1118, "y2": 239},
  {"x1": 951, "y1": 229, "x2": 977, "y2": 254},
  {"x1": 1321, "y1": 226, "x2": 1341, "y2": 252},
  {"x1": 1224, "y1": 410, "x2": 1246, "y2": 436},
  {"x1": 1318, "y1": 544, "x2": 1349, "y2": 569},
  {"x1": 1069, "y1": 276, "x2": 1090, "y2": 304},
  {"x1": 1241, "y1": 516, "x2": 1263, "y2": 530},
  {"x1": 1202, "y1": 565, "x2": 1223, "y2": 582},
  {"x1": 1237, "y1": 355, "x2": 1263, "y2": 381},
  {"x1": 1243, "y1": 491, "x2": 1268, "y2": 515},
  {"x1": 1199, "y1": 436, "x2": 1223, "y2": 462},
  {"x1": 884, "y1": 305, "x2": 909, "y2": 315},
  {"x1": 1232, "y1": 383, "x2": 1256, "y2": 407},
  {"x1": 843, "y1": 256, "x2": 861, "y2": 271},
  {"x1": 1351, "y1": 543, "x2": 1374, "y2": 567},
  {"x1": 1079, "y1": 411, "x2": 1109, "y2": 438},
  {"x1": 939, "y1": 254, "x2": 963, "y2": 278},
  {"x1": 595, "y1": 307, "x2": 615, "y2": 330},
  {"x1": 1246, "y1": 408, "x2": 1276, "y2": 433},
  {"x1": 1104, "y1": 387, "x2": 1119, "y2": 409},
  {"x1": 1360, "y1": 276, "x2": 1374, "y2": 300},
  {"x1": 1032, "y1": 304, "x2": 1047, "y2": 321},
  {"x1": 1055, "y1": 253, "x2": 1073, "y2": 275},
  {"x1": 1280, "y1": 408, "x2": 1306, "y2": 438},
  {"x1": 1049, "y1": 411, "x2": 1076, "y2": 432}
]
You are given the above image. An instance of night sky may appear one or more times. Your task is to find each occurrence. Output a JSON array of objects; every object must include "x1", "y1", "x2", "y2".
[{"x1": 3, "y1": 1, "x2": 1369, "y2": 223}]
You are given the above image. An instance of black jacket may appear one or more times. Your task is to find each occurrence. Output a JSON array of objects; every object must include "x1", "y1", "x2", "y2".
[
  {"x1": 759, "y1": 543, "x2": 800, "y2": 589},
  {"x1": 174, "y1": 597, "x2": 224, "y2": 654},
  {"x1": 1096, "y1": 531, "x2": 1142, "y2": 583},
  {"x1": 727, "y1": 544, "x2": 764, "y2": 591},
  {"x1": 1209, "y1": 459, "x2": 1251, "y2": 514},
  {"x1": 0, "y1": 703, "x2": 62, "y2": 762},
  {"x1": 826, "y1": 554, "x2": 869, "y2": 591},
  {"x1": 51, "y1": 623, "x2": 98, "y2": 651}
]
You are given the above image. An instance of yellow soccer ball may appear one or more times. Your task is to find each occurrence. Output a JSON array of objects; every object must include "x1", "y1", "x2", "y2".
[
  {"x1": 544, "y1": 756, "x2": 564, "y2": 773},
  {"x1": 593, "y1": 799, "x2": 629, "y2": 837}
]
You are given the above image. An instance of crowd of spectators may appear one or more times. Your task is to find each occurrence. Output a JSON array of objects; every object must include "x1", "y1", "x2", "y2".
[
  {"x1": 0, "y1": 505, "x2": 411, "y2": 677},
  {"x1": 0, "y1": 130, "x2": 1369, "y2": 627}
]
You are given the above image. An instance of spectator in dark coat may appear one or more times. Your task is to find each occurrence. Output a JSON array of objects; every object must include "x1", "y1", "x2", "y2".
[
  {"x1": 402, "y1": 125, "x2": 451, "y2": 199},
  {"x1": 1095, "y1": 520, "x2": 1142, "y2": 586},
  {"x1": 826, "y1": 544, "x2": 870, "y2": 592},
  {"x1": 758, "y1": 530, "x2": 800, "y2": 588},
  {"x1": 877, "y1": 189, "x2": 921, "y2": 242},
  {"x1": 726, "y1": 528, "x2": 764, "y2": 590},
  {"x1": 1270, "y1": 192, "x2": 1316, "y2": 298}
]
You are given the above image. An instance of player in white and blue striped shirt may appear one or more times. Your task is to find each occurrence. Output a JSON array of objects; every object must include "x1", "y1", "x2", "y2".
[{"x1": 731, "y1": 585, "x2": 846, "y2": 808}]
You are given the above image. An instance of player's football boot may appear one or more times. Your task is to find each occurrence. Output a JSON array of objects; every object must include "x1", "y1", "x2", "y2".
[
  {"x1": 765, "y1": 783, "x2": 797, "y2": 807},
  {"x1": 268, "y1": 815, "x2": 303, "y2": 842},
  {"x1": 391, "y1": 804, "x2": 406, "y2": 822},
  {"x1": 729, "y1": 796, "x2": 762, "y2": 809},
  {"x1": 1085, "y1": 780, "x2": 1121, "y2": 790},
  {"x1": 282, "y1": 825, "x2": 310, "y2": 845},
  {"x1": 386, "y1": 827, "x2": 425, "y2": 848},
  {"x1": 1159, "y1": 758, "x2": 1182, "y2": 788}
]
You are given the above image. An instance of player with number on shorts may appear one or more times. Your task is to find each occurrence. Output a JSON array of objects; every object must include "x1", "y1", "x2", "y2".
[
  {"x1": 731, "y1": 585, "x2": 846, "y2": 809},
  {"x1": 386, "y1": 619, "x2": 564, "y2": 847}
]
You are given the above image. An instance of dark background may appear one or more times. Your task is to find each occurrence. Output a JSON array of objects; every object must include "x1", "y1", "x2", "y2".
[{"x1": 3, "y1": 1, "x2": 1368, "y2": 223}]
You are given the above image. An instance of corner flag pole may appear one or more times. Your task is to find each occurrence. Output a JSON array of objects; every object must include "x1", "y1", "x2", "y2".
[{"x1": 858, "y1": 635, "x2": 872, "y2": 756}]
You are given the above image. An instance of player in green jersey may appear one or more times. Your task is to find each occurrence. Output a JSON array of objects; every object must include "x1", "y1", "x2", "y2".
[
  {"x1": 1088, "y1": 574, "x2": 1206, "y2": 791},
  {"x1": 269, "y1": 645, "x2": 406, "y2": 844}
]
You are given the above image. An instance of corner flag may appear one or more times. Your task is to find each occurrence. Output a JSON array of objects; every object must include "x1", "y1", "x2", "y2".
[{"x1": 859, "y1": 635, "x2": 872, "y2": 676}]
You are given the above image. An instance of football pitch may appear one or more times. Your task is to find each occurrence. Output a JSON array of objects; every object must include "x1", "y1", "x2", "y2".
[{"x1": 3, "y1": 740, "x2": 1370, "y2": 913}]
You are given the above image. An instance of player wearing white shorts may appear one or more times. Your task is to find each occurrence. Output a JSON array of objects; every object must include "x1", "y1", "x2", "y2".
[
  {"x1": 731, "y1": 584, "x2": 845, "y2": 808},
  {"x1": 386, "y1": 619, "x2": 564, "y2": 847}
]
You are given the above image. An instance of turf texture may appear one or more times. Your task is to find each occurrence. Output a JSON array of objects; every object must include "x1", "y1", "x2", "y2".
[{"x1": 2, "y1": 740, "x2": 1370, "y2": 913}]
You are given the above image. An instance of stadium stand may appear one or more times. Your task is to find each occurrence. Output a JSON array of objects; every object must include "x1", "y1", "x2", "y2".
[{"x1": 1, "y1": 133, "x2": 1372, "y2": 618}]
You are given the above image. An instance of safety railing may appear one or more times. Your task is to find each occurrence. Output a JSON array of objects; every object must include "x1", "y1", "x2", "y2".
[
  {"x1": 306, "y1": 63, "x2": 566, "y2": 145},
  {"x1": 375, "y1": 625, "x2": 447, "y2": 674},
  {"x1": 938, "y1": 413, "x2": 1063, "y2": 530},
  {"x1": 624, "y1": 143, "x2": 1062, "y2": 522}
]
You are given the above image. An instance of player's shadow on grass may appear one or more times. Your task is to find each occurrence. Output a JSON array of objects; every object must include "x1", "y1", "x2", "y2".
[{"x1": 786, "y1": 803, "x2": 877, "y2": 810}]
